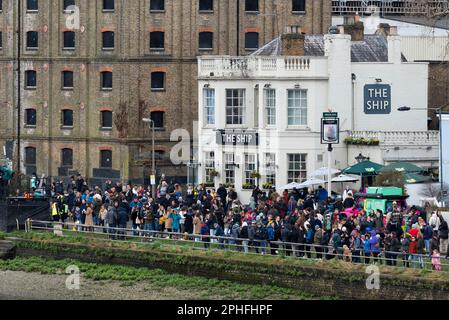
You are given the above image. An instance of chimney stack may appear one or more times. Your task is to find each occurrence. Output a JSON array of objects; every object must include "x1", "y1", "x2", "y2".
[
  {"x1": 340, "y1": 15, "x2": 364, "y2": 41},
  {"x1": 376, "y1": 23, "x2": 398, "y2": 36},
  {"x1": 281, "y1": 26, "x2": 306, "y2": 56}
]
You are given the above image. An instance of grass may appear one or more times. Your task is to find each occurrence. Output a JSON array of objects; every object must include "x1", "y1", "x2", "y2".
[{"x1": 0, "y1": 256, "x2": 324, "y2": 300}]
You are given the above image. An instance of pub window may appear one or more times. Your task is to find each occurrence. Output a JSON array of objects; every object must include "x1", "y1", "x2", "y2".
[
  {"x1": 151, "y1": 72, "x2": 165, "y2": 90},
  {"x1": 199, "y1": 0, "x2": 213, "y2": 12},
  {"x1": 199, "y1": 32, "x2": 213, "y2": 50},
  {"x1": 204, "y1": 152, "x2": 215, "y2": 183},
  {"x1": 245, "y1": 32, "x2": 259, "y2": 50},
  {"x1": 0, "y1": 0, "x2": 3, "y2": 12},
  {"x1": 150, "y1": 0, "x2": 164, "y2": 11},
  {"x1": 150, "y1": 31, "x2": 164, "y2": 50},
  {"x1": 150, "y1": 111, "x2": 164, "y2": 128},
  {"x1": 62, "y1": 109, "x2": 74, "y2": 127},
  {"x1": 63, "y1": 31, "x2": 75, "y2": 49},
  {"x1": 100, "y1": 150, "x2": 112, "y2": 168},
  {"x1": 244, "y1": 154, "x2": 256, "y2": 186},
  {"x1": 63, "y1": 0, "x2": 75, "y2": 11},
  {"x1": 101, "y1": 110, "x2": 113, "y2": 129},
  {"x1": 102, "y1": 31, "x2": 115, "y2": 49},
  {"x1": 27, "y1": 0, "x2": 38, "y2": 11},
  {"x1": 101, "y1": 71, "x2": 113, "y2": 90},
  {"x1": 62, "y1": 71, "x2": 74, "y2": 89},
  {"x1": 61, "y1": 148, "x2": 73, "y2": 167},
  {"x1": 25, "y1": 147, "x2": 37, "y2": 166},
  {"x1": 287, "y1": 154, "x2": 307, "y2": 183},
  {"x1": 26, "y1": 31, "x2": 39, "y2": 49},
  {"x1": 25, "y1": 70, "x2": 37, "y2": 89},
  {"x1": 226, "y1": 89, "x2": 245, "y2": 125},
  {"x1": 103, "y1": 0, "x2": 115, "y2": 11},
  {"x1": 25, "y1": 109, "x2": 37, "y2": 126},
  {"x1": 224, "y1": 153, "x2": 235, "y2": 185},
  {"x1": 245, "y1": 0, "x2": 259, "y2": 12},
  {"x1": 292, "y1": 0, "x2": 306, "y2": 12}
]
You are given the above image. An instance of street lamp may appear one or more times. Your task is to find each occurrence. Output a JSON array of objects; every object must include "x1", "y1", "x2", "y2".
[
  {"x1": 355, "y1": 153, "x2": 370, "y2": 163},
  {"x1": 398, "y1": 106, "x2": 445, "y2": 202},
  {"x1": 142, "y1": 118, "x2": 156, "y2": 199}
]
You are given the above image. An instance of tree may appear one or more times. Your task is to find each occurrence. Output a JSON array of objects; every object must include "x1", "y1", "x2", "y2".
[{"x1": 374, "y1": 170, "x2": 406, "y2": 190}]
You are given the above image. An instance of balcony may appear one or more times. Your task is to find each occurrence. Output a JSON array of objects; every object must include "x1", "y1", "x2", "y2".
[{"x1": 198, "y1": 56, "x2": 327, "y2": 79}]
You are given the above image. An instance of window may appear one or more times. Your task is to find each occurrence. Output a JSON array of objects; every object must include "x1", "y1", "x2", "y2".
[
  {"x1": 102, "y1": 31, "x2": 115, "y2": 49},
  {"x1": 27, "y1": 0, "x2": 38, "y2": 11},
  {"x1": 151, "y1": 72, "x2": 165, "y2": 90},
  {"x1": 101, "y1": 71, "x2": 113, "y2": 90},
  {"x1": 25, "y1": 147, "x2": 37, "y2": 166},
  {"x1": 203, "y1": 88, "x2": 215, "y2": 125},
  {"x1": 150, "y1": 111, "x2": 164, "y2": 128},
  {"x1": 63, "y1": 31, "x2": 75, "y2": 49},
  {"x1": 265, "y1": 153, "x2": 276, "y2": 185},
  {"x1": 244, "y1": 154, "x2": 256, "y2": 186},
  {"x1": 150, "y1": 31, "x2": 164, "y2": 50},
  {"x1": 199, "y1": 32, "x2": 213, "y2": 50},
  {"x1": 62, "y1": 71, "x2": 74, "y2": 89},
  {"x1": 61, "y1": 148, "x2": 73, "y2": 167},
  {"x1": 245, "y1": 32, "x2": 259, "y2": 50},
  {"x1": 25, "y1": 109, "x2": 37, "y2": 126},
  {"x1": 0, "y1": 32, "x2": 2, "y2": 49},
  {"x1": 204, "y1": 151, "x2": 215, "y2": 183},
  {"x1": 62, "y1": 109, "x2": 74, "y2": 127},
  {"x1": 224, "y1": 153, "x2": 235, "y2": 185},
  {"x1": 0, "y1": 0, "x2": 2, "y2": 12},
  {"x1": 264, "y1": 88, "x2": 276, "y2": 126},
  {"x1": 288, "y1": 154, "x2": 307, "y2": 183},
  {"x1": 199, "y1": 0, "x2": 213, "y2": 11},
  {"x1": 100, "y1": 150, "x2": 112, "y2": 168},
  {"x1": 25, "y1": 70, "x2": 37, "y2": 89},
  {"x1": 226, "y1": 89, "x2": 245, "y2": 125},
  {"x1": 63, "y1": 0, "x2": 75, "y2": 11},
  {"x1": 287, "y1": 89, "x2": 307, "y2": 126},
  {"x1": 101, "y1": 110, "x2": 113, "y2": 129},
  {"x1": 292, "y1": 0, "x2": 306, "y2": 12},
  {"x1": 150, "y1": 0, "x2": 164, "y2": 11},
  {"x1": 103, "y1": 0, "x2": 114, "y2": 11},
  {"x1": 26, "y1": 31, "x2": 38, "y2": 49},
  {"x1": 245, "y1": 0, "x2": 259, "y2": 12}
]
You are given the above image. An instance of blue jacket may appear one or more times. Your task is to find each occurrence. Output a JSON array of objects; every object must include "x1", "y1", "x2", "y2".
[{"x1": 267, "y1": 224, "x2": 275, "y2": 241}]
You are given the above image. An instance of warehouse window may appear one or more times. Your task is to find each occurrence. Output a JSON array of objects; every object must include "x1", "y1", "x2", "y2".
[
  {"x1": 100, "y1": 150, "x2": 112, "y2": 168},
  {"x1": 63, "y1": 0, "x2": 75, "y2": 11},
  {"x1": 199, "y1": 32, "x2": 213, "y2": 50},
  {"x1": 101, "y1": 111, "x2": 113, "y2": 129},
  {"x1": 25, "y1": 109, "x2": 37, "y2": 127},
  {"x1": 26, "y1": 31, "x2": 39, "y2": 50},
  {"x1": 25, "y1": 70, "x2": 37, "y2": 89},
  {"x1": 150, "y1": 111, "x2": 164, "y2": 128},
  {"x1": 150, "y1": 0, "x2": 164, "y2": 11},
  {"x1": 245, "y1": 32, "x2": 259, "y2": 50},
  {"x1": 102, "y1": 31, "x2": 115, "y2": 49},
  {"x1": 150, "y1": 31, "x2": 164, "y2": 50},
  {"x1": 292, "y1": 0, "x2": 306, "y2": 12},
  {"x1": 151, "y1": 72, "x2": 165, "y2": 91},
  {"x1": 61, "y1": 149, "x2": 73, "y2": 167},
  {"x1": 62, "y1": 109, "x2": 74, "y2": 127},
  {"x1": 62, "y1": 71, "x2": 74, "y2": 89},
  {"x1": 27, "y1": 0, "x2": 38, "y2": 11},
  {"x1": 63, "y1": 31, "x2": 75, "y2": 49},
  {"x1": 103, "y1": 0, "x2": 114, "y2": 11},
  {"x1": 101, "y1": 71, "x2": 113, "y2": 90},
  {"x1": 25, "y1": 147, "x2": 37, "y2": 166},
  {"x1": 245, "y1": 0, "x2": 258, "y2": 12},
  {"x1": 199, "y1": 0, "x2": 213, "y2": 12}
]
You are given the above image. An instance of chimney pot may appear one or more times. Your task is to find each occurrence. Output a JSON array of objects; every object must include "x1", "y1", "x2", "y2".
[{"x1": 282, "y1": 26, "x2": 305, "y2": 56}]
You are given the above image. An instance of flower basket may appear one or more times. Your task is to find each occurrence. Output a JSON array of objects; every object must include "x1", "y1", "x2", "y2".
[
  {"x1": 242, "y1": 183, "x2": 255, "y2": 190},
  {"x1": 250, "y1": 171, "x2": 261, "y2": 179},
  {"x1": 344, "y1": 137, "x2": 380, "y2": 146},
  {"x1": 262, "y1": 182, "x2": 274, "y2": 189},
  {"x1": 209, "y1": 170, "x2": 220, "y2": 178}
]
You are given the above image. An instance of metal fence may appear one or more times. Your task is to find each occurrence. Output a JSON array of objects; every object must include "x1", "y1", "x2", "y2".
[{"x1": 22, "y1": 219, "x2": 449, "y2": 273}]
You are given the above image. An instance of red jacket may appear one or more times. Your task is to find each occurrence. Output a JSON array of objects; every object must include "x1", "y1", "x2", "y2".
[{"x1": 409, "y1": 240, "x2": 417, "y2": 254}]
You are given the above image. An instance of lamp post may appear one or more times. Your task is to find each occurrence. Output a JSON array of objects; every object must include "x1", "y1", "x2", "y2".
[
  {"x1": 355, "y1": 153, "x2": 369, "y2": 163},
  {"x1": 142, "y1": 118, "x2": 156, "y2": 199},
  {"x1": 16, "y1": 0, "x2": 22, "y2": 174},
  {"x1": 398, "y1": 106, "x2": 445, "y2": 203}
]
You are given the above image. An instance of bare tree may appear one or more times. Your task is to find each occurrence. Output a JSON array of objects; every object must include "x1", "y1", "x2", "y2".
[
  {"x1": 114, "y1": 102, "x2": 129, "y2": 139},
  {"x1": 374, "y1": 170, "x2": 406, "y2": 190}
]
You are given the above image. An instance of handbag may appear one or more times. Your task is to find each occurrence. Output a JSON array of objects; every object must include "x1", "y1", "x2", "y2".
[{"x1": 135, "y1": 217, "x2": 141, "y2": 225}]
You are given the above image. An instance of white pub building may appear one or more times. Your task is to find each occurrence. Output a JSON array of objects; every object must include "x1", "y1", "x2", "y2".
[{"x1": 197, "y1": 18, "x2": 438, "y2": 203}]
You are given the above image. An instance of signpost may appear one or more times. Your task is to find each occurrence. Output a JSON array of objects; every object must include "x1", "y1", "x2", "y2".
[{"x1": 321, "y1": 112, "x2": 340, "y2": 198}]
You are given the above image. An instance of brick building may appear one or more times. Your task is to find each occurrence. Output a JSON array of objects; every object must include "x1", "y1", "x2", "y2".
[{"x1": 0, "y1": 0, "x2": 331, "y2": 186}]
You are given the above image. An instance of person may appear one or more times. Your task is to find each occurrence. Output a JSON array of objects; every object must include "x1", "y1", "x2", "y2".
[
  {"x1": 343, "y1": 191, "x2": 355, "y2": 209},
  {"x1": 106, "y1": 203, "x2": 118, "y2": 239},
  {"x1": 193, "y1": 212, "x2": 202, "y2": 242},
  {"x1": 85, "y1": 203, "x2": 94, "y2": 232},
  {"x1": 314, "y1": 225, "x2": 323, "y2": 259},
  {"x1": 170, "y1": 208, "x2": 182, "y2": 238},
  {"x1": 240, "y1": 221, "x2": 249, "y2": 253},
  {"x1": 401, "y1": 233, "x2": 411, "y2": 268},
  {"x1": 432, "y1": 249, "x2": 442, "y2": 271},
  {"x1": 143, "y1": 204, "x2": 154, "y2": 237},
  {"x1": 363, "y1": 234, "x2": 371, "y2": 264},
  {"x1": 200, "y1": 221, "x2": 210, "y2": 249},
  {"x1": 99, "y1": 204, "x2": 108, "y2": 233},
  {"x1": 437, "y1": 214, "x2": 448, "y2": 258}
]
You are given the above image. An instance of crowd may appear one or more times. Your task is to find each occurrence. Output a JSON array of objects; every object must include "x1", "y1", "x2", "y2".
[{"x1": 48, "y1": 174, "x2": 449, "y2": 271}]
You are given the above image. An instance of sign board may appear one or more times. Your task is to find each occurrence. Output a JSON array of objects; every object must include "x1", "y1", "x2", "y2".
[
  {"x1": 364, "y1": 84, "x2": 391, "y2": 114},
  {"x1": 323, "y1": 112, "x2": 338, "y2": 119},
  {"x1": 216, "y1": 130, "x2": 259, "y2": 146},
  {"x1": 321, "y1": 118, "x2": 340, "y2": 144},
  {"x1": 150, "y1": 175, "x2": 156, "y2": 185}
]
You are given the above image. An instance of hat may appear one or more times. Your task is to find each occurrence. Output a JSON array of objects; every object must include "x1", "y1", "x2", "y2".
[{"x1": 315, "y1": 225, "x2": 320, "y2": 230}]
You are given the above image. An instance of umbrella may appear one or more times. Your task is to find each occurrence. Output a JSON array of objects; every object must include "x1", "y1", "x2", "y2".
[
  {"x1": 0, "y1": 166, "x2": 14, "y2": 180},
  {"x1": 311, "y1": 167, "x2": 340, "y2": 177},
  {"x1": 297, "y1": 178, "x2": 326, "y2": 188},
  {"x1": 278, "y1": 182, "x2": 304, "y2": 190},
  {"x1": 404, "y1": 173, "x2": 432, "y2": 184},
  {"x1": 332, "y1": 174, "x2": 359, "y2": 183},
  {"x1": 342, "y1": 160, "x2": 384, "y2": 176},
  {"x1": 380, "y1": 162, "x2": 425, "y2": 174}
]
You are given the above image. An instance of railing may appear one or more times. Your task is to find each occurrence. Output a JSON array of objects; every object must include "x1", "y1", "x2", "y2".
[
  {"x1": 348, "y1": 131, "x2": 440, "y2": 145},
  {"x1": 332, "y1": 0, "x2": 449, "y2": 15},
  {"x1": 23, "y1": 219, "x2": 449, "y2": 274},
  {"x1": 198, "y1": 56, "x2": 317, "y2": 78}
]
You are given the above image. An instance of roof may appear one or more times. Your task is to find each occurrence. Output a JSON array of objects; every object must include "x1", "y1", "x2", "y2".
[{"x1": 251, "y1": 34, "x2": 400, "y2": 63}]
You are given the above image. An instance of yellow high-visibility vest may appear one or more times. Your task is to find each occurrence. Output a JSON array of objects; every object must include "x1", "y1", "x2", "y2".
[{"x1": 52, "y1": 203, "x2": 59, "y2": 216}]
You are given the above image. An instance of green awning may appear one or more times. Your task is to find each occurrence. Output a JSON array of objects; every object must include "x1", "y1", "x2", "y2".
[
  {"x1": 404, "y1": 173, "x2": 432, "y2": 184},
  {"x1": 0, "y1": 166, "x2": 14, "y2": 180},
  {"x1": 380, "y1": 162, "x2": 425, "y2": 174},
  {"x1": 342, "y1": 160, "x2": 384, "y2": 176}
]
